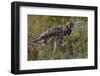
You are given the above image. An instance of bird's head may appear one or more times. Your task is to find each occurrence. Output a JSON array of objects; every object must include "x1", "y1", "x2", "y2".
[{"x1": 66, "y1": 22, "x2": 74, "y2": 29}]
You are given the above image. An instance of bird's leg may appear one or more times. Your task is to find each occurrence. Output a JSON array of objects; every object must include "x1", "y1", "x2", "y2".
[
  {"x1": 57, "y1": 33, "x2": 64, "y2": 50},
  {"x1": 51, "y1": 36, "x2": 57, "y2": 59}
]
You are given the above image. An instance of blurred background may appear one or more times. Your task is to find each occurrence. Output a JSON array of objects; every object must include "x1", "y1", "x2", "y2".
[{"x1": 28, "y1": 15, "x2": 88, "y2": 61}]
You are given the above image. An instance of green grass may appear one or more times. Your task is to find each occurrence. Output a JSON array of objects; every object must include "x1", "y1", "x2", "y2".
[{"x1": 28, "y1": 15, "x2": 88, "y2": 61}]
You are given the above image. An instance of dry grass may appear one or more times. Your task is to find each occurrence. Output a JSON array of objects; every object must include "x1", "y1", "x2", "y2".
[{"x1": 28, "y1": 15, "x2": 88, "y2": 61}]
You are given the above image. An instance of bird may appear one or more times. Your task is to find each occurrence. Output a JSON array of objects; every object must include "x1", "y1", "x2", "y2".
[{"x1": 31, "y1": 22, "x2": 74, "y2": 45}]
